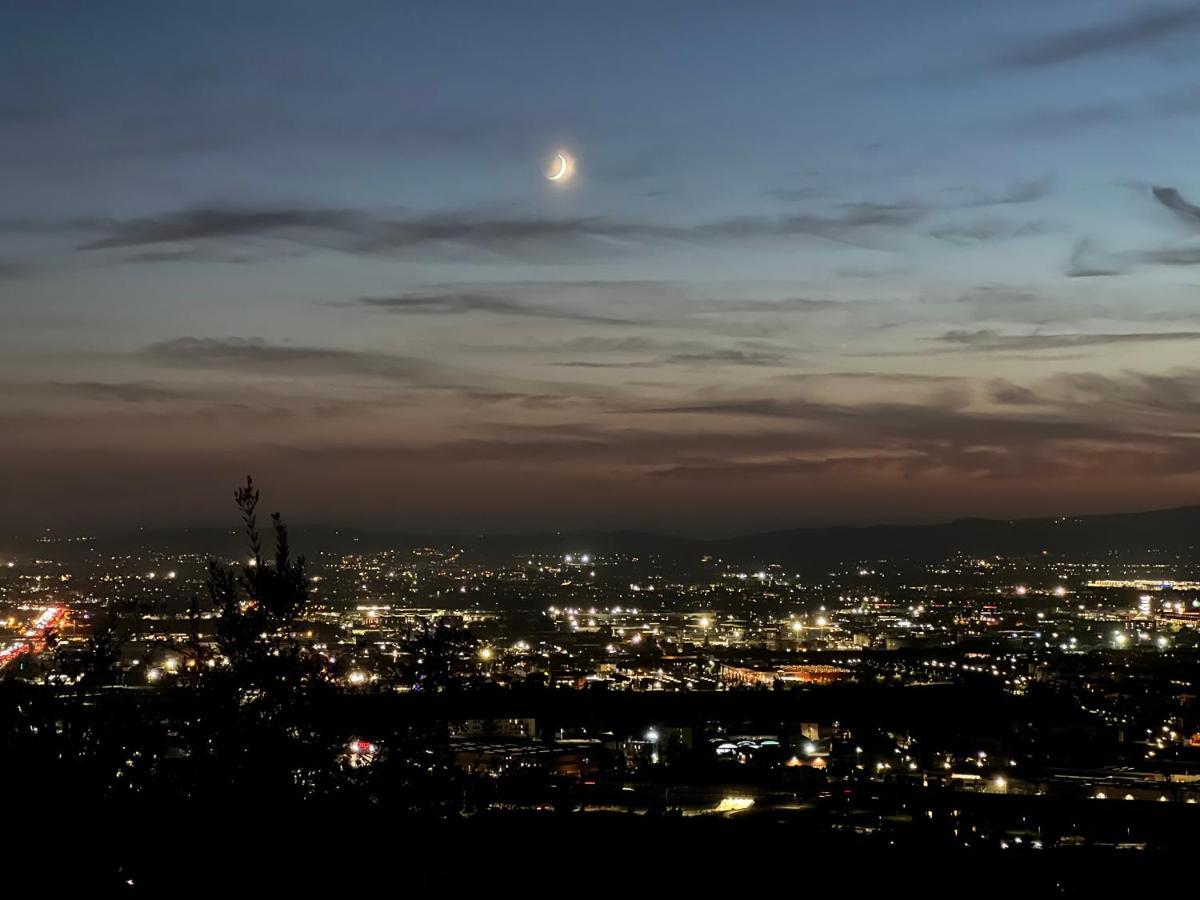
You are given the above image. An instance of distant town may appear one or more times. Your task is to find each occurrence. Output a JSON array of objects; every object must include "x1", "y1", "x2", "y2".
[{"x1": 7, "y1": 505, "x2": 1200, "y2": 883}]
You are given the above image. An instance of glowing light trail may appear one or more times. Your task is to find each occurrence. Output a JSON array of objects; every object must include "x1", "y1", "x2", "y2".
[{"x1": 0, "y1": 605, "x2": 65, "y2": 670}]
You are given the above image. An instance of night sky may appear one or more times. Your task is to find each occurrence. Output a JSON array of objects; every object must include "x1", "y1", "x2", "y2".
[{"x1": 5, "y1": 1, "x2": 1200, "y2": 534}]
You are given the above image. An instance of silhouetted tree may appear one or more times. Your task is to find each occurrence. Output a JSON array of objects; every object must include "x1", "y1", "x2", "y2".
[
  {"x1": 1, "y1": 476, "x2": 463, "y2": 824},
  {"x1": 409, "y1": 617, "x2": 475, "y2": 691},
  {"x1": 208, "y1": 476, "x2": 308, "y2": 671},
  {"x1": 169, "y1": 477, "x2": 343, "y2": 804},
  {"x1": 83, "y1": 609, "x2": 120, "y2": 685}
]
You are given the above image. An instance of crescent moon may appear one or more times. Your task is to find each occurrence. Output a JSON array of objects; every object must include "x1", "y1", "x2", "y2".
[{"x1": 548, "y1": 153, "x2": 569, "y2": 181}]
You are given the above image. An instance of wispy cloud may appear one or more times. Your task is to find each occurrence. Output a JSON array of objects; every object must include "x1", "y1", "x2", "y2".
[
  {"x1": 663, "y1": 348, "x2": 791, "y2": 367},
  {"x1": 1066, "y1": 239, "x2": 1126, "y2": 278},
  {"x1": 929, "y1": 217, "x2": 1051, "y2": 243},
  {"x1": 996, "y1": 5, "x2": 1200, "y2": 69},
  {"x1": 989, "y1": 368, "x2": 1200, "y2": 415},
  {"x1": 46, "y1": 176, "x2": 1058, "y2": 270},
  {"x1": 1140, "y1": 245, "x2": 1200, "y2": 266},
  {"x1": 1152, "y1": 185, "x2": 1200, "y2": 223},
  {"x1": 80, "y1": 208, "x2": 374, "y2": 250},
  {"x1": 140, "y1": 337, "x2": 430, "y2": 382},
  {"x1": 67, "y1": 199, "x2": 930, "y2": 265},
  {"x1": 1066, "y1": 188, "x2": 1200, "y2": 276},
  {"x1": 957, "y1": 176, "x2": 1053, "y2": 206},
  {"x1": 620, "y1": 383, "x2": 1200, "y2": 484},
  {"x1": 348, "y1": 293, "x2": 637, "y2": 324},
  {"x1": 1013, "y1": 88, "x2": 1200, "y2": 137},
  {"x1": 939, "y1": 328, "x2": 1200, "y2": 352},
  {"x1": 46, "y1": 380, "x2": 197, "y2": 403}
]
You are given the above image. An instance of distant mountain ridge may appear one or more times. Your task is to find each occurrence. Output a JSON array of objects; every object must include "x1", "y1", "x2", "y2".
[{"x1": 12, "y1": 504, "x2": 1200, "y2": 567}]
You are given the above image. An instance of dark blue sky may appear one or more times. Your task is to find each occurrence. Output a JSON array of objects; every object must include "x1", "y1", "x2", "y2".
[{"x1": 4, "y1": 2, "x2": 1200, "y2": 533}]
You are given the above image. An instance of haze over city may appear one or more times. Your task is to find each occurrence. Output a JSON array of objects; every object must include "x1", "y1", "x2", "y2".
[{"x1": 7, "y1": 1, "x2": 1200, "y2": 534}]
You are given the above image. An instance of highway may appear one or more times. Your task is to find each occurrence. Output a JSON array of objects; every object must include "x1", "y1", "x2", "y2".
[{"x1": 0, "y1": 606, "x2": 65, "y2": 670}]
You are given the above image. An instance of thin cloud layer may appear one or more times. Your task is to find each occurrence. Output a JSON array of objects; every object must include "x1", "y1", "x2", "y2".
[
  {"x1": 1153, "y1": 185, "x2": 1200, "y2": 222},
  {"x1": 70, "y1": 203, "x2": 928, "y2": 262},
  {"x1": 351, "y1": 293, "x2": 637, "y2": 324},
  {"x1": 996, "y1": 5, "x2": 1200, "y2": 69},
  {"x1": 65, "y1": 179, "x2": 1053, "y2": 266},
  {"x1": 141, "y1": 337, "x2": 431, "y2": 382},
  {"x1": 939, "y1": 329, "x2": 1200, "y2": 352}
]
